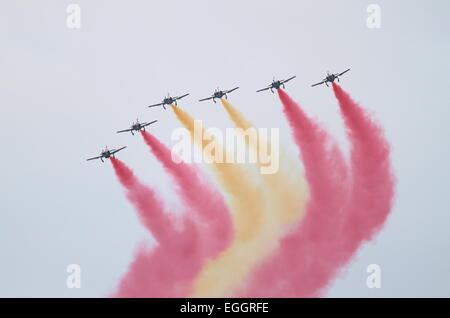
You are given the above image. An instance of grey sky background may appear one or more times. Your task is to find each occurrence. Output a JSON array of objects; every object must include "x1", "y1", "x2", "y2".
[{"x1": 0, "y1": 0, "x2": 449, "y2": 297}]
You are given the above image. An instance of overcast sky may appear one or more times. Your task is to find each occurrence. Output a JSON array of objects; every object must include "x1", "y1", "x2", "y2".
[{"x1": 0, "y1": 0, "x2": 449, "y2": 297}]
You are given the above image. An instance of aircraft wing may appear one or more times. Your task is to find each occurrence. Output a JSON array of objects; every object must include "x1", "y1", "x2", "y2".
[
  {"x1": 338, "y1": 69, "x2": 350, "y2": 76},
  {"x1": 142, "y1": 120, "x2": 158, "y2": 127},
  {"x1": 86, "y1": 156, "x2": 101, "y2": 161},
  {"x1": 311, "y1": 81, "x2": 325, "y2": 87},
  {"x1": 199, "y1": 96, "x2": 213, "y2": 102},
  {"x1": 148, "y1": 103, "x2": 163, "y2": 108},
  {"x1": 256, "y1": 86, "x2": 271, "y2": 92},
  {"x1": 226, "y1": 87, "x2": 239, "y2": 93},
  {"x1": 111, "y1": 146, "x2": 127, "y2": 154},
  {"x1": 175, "y1": 93, "x2": 189, "y2": 100},
  {"x1": 282, "y1": 76, "x2": 296, "y2": 84},
  {"x1": 117, "y1": 128, "x2": 132, "y2": 133}
]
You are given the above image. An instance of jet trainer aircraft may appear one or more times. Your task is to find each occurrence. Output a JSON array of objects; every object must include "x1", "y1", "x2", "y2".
[
  {"x1": 256, "y1": 76, "x2": 296, "y2": 93},
  {"x1": 86, "y1": 146, "x2": 127, "y2": 162},
  {"x1": 199, "y1": 87, "x2": 239, "y2": 103},
  {"x1": 117, "y1": 119, "x2": 157, "y2": 135},
  {"x1": 311, "y1": 69, "x2": 350, "y2": 87},
  {"x1": 148, "y1": 93, "x2": 189, "y2": 109}
]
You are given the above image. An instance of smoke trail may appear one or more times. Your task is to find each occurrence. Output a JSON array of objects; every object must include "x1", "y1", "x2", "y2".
[
  {"x1": 110, "y1": 158, "x2": 207, "y2": 297},
  {"x1": 110, "y1": 157, "x2": 177, "y2": 244},
  {"x1": 239, "y1": 86, "x2": 395, "y2": 297},
  {"x1": 220, "y1": 99, "x2": 308, "y2": 227},
  {"x1": 238, "y1": 90, "x2": 349, "y2": 297},
  {"x1": 332, "y1": 83, "x2": 395, "y2": 244},
  {"x1": 140, "y1": 130, "x2": 233, "y2": 256},
  {"x1": 171, "y1": 105, "x2": 281, "y2": 297},
  {"x1": 171, "y1": 105, "x2": 264, "y2": 241}
]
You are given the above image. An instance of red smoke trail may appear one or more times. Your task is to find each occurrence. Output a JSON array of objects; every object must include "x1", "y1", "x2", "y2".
[
  {"x1": 332, "y1": 83, "x2": 395, "y2": 245},
  {"x1": 241, "y1": 86, "x2": 394, "y2": 297},
  {"x1": 110, "y1": 157, "x2": 176, "y2": 244},
  {"x1": 238, "y1": 89, "x2": 349, "y2": 297},
  {"x1": 110, "y1": 158, "x2": 207, "y2": 297},
  {"x1": 140, "y1": 131, "x2": 233, "y2": 256}
]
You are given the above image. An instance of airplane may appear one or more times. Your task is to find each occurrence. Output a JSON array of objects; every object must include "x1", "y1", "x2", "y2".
[
  {"x1": 148, "y1": 93, "x2": 189, "y2": 109},
  {"x1": 117, "y1": 119, "x2": 157, "y2": 135},
  {"x1": 311, "y1": 69, "x2": 350, "y2": 87},
  {"x1": 256, "y1": 76, "x2": 296, "y2": 93},
  {"x1": 198, "y1": 87, "x2": 239, "y2": 103},
  {"x1": 86, "y1": 146, "x2": 127, "y2": 162}
]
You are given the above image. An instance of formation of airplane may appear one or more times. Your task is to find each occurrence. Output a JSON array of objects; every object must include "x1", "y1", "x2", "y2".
[
  {"x1": 87, "y1": 69, "x2": 350, "y2": 162},
  {"x1": 199, "y1": 87, "x2": 239, "y2": 103},
  {"x1": 86, "y1": 146, "x2": 127, "y2": 162},
  {"x1": 311, "y1": 69, "x2": 350, "y2": 87},
  {"x1": 256, "y1": 76, "x2": 296, "y2": 93},
  {"x1": 148, "y1": 93, "x2": 189, "y2": 110},
  {"x1": 117, "y1": 119, "x2": 157, "y2": 135}
]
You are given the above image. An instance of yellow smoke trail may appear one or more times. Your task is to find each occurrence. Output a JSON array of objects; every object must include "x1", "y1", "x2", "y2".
[
  {"x1": 171, "y1": 105, "x2": 265, "y2": 242},
  {"x1": 172, "y1": 106, "x2": 274, "y2": 297},
  {"x1": 221, "y1": 99, "x2": 308, "y2": 227},
  {"x1": 171, "y1": 104, "x2": 307, "y2": 297}
]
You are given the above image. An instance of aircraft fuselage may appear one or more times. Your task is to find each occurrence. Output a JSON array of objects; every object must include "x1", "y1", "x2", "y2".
[
  {"x1": 132, "y1": 124, "x2": 141, "y2": 131},
  {"x1": 102, "y1": 151, "x2": 112, "y2": 159},
  {"x1": 214, "y1": 91, "x2": 225, "y2": 99},
  {"x1": 163, "y1": 97, "x2": 174, "y2": 105},
  {"x1": 326, "y1": 74, "x2": 337, "y2": 82},
  {"x1": 272, "y1": 81, "x2": 282, "y2": 89}
]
